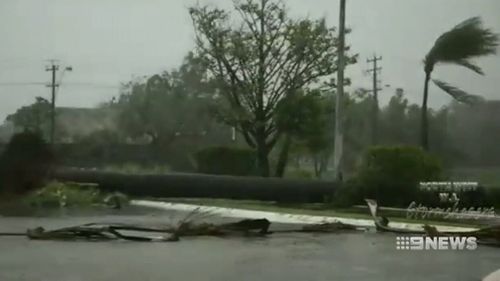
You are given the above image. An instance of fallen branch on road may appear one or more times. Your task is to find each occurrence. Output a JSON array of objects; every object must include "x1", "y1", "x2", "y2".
[{"x1": 0, "y1": 218, "x2": 360, "y2": 242}]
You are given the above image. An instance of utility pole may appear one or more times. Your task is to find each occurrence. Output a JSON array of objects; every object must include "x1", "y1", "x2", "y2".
[
  {"x1": 46, "y1": 61, "x2": 59, "y2": 145},
  {"x1": 333, "y1": 0, "x2": 346, "y2": 182},
  {"x1": 366, "y1": 55, "x2": 382, "y2": 145},
  {"x1": 45, "y1": 60, "x2": 72, "y2": 145}
]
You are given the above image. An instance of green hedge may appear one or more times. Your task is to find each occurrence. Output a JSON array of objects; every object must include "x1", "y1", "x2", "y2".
[
  {"x1": 334, "y1": 146, "x2": 443, "y2": 207},
  {"x1": 194, "y1": 146, "x2": 257, "y2": 176}
]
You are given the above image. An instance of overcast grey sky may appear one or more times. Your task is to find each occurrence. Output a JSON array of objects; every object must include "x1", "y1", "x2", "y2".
[{"x1": 0, "y1": 0, "x2": 499, "y2": 122}]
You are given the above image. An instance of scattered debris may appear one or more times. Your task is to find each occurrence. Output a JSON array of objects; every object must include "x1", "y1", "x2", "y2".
[
  {"x1": 26, "y1": 224, "x2": 178, "y2": 242},
  {"x1": 0, "y1": 208, "x2": 358, "y2": 242},
  {"x1": 220, "y1": 218, "x2": 271, "y2": 234},
  {"x1": 103, "y1": 192, "x2": 129, "y2": 209},
  {"x1": 1, "y1": 200, "x2": 498, "y2": 247},
  {"x1": 299, "y1": 222, "x2": 358, "y2": 233}
]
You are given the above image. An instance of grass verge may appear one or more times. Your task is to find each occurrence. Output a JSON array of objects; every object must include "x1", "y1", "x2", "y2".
[{"x1": 21, "y1": 182, "x2": 105, "y2": 208}]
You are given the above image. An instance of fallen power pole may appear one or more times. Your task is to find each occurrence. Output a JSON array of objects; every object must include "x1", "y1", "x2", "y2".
[{"x1": 53, "y1": 169, "x2": 337, "y2": 203}]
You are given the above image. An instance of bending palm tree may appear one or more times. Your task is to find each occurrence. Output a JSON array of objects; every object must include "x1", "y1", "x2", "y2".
[{"x1": 421, "y1": 17, "x2": 498, "y2": 150}]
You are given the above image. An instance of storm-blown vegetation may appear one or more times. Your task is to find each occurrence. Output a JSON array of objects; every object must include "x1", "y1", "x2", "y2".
[
  {"x1": 189, "y1": 0, "x2": 356, "y2": 176},
  {"x1": 421, "y1": 17, "x2": 498, "y2": 150},
  {"x1": 0, "y1": 1, "x2": 499, "y2": 209}
]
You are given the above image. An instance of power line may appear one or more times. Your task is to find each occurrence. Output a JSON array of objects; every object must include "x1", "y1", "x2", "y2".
[
  {"x1": 0, "y1": 58, "x2": 45, "y2": 67},
  {"x1": 60, "y1": 82, "x2": 120, "y2": 89},
  {"x1": 0, "y1": 82, "x2": 46, "y2": 86},
  {"x1": 0, "y1": 82, "x2": 119, "y2": 88}
]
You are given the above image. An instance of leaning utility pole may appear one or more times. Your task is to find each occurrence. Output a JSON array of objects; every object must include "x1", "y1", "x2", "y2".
[
  {"x1": 366, "y1": 55, "x2": 382, "y2": 145},
  {"x1": 46, "y1": 61, "x2": 59, "y2": 145},
  {"x1": 333, "y1": 0, "x2": 346, "y2": 182}
]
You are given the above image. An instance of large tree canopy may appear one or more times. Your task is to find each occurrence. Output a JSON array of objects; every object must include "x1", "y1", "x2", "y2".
[
  {"x1": 6, "y1": 97, "x2": 50, "y2": 133},
  {"x1": 115, "y1": 53, "x2": 219, "y2": 147},
  {"x1": 189, "y1": 0, "x2": 356, "y2": 176}
]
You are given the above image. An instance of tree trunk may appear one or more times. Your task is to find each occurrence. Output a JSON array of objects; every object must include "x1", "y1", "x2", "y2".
[
  {"x1": 313, "y1": 150, "x2": 331, "y2": 179},
  {"x1": 421, "y1": 71, "x2": 431, "y2": 151},
  {"x1": 313, "y1": 154, "x2": 320, "y2": 178},
  {"x1": 255, "y1": 131, "x2": 270, "y2": 177},
  {"x1": 275, "y1": 134, "x2": 292, "y2": 178},
  {"x1": 257, "y1": 146, "x2": 270, "y2": 177},
  {"x1": 319, "y1": 152, "x2": 330, "y2": 177},
  {"x1": 294, "y1": 155, "x2": 300, "y2": 170}
]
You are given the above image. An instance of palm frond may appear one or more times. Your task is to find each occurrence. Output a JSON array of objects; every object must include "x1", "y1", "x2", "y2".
[
  {"x1": 454, "y1": 59, "x2": 484, "y2": 75},
  {"x1": 432, "y1": 79, "x2": 485, "y2": 105},
  {"x1": 425, "y1": 17, "x2": 499, "y2": 69}
]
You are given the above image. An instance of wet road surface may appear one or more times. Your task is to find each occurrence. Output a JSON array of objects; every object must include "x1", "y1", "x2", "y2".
[{"x1": 0, "y1": 208, "x2": 498, "y2": 281}]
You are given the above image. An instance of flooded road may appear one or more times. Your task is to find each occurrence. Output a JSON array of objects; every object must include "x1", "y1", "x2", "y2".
[{"x1": 0, "y1": 209, "x2": 498, "y2": 281}]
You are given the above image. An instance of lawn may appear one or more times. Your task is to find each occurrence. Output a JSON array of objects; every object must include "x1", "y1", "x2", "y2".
[{"x1": 0, "y1": 182, "x2": 128, "y2": 216}]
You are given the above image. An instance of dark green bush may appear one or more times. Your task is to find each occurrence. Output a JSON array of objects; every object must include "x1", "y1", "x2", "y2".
[
  {"x1": 485, "y1": 188, "x2": 500, "y2": 209},
  {"x1": 0, "y1": 131, "x2": 54, "y2": 197},
  {"x1": 348, "y1": 146, "x2": 443, "y2": 207},
  {"x1": 331, "y1": 178, "x2": 364, "y2": 208},
  {"x1": 194, "y1": 146, "x2": 257, "y2": 176}
]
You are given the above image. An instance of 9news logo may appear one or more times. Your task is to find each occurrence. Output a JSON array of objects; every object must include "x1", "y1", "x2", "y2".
[{"x1": 396, "y1": 236, "x2": 477, "y2": 251}]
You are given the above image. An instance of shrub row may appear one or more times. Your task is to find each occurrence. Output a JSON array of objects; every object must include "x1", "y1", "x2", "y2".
[{"x1": 332, "y1": 146, "x2": 500, "y2": 209}]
